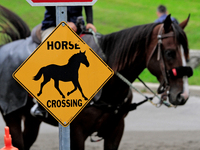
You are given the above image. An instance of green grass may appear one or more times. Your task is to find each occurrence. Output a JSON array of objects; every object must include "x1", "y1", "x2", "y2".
[
  {"x1": 1, "y1": 0, "x2": 199, "y2": 49},
  {"x1": 1, "y1": 1, "x2": 45, "y2": 29},
  {"x1": 1, "y1": 0, "x2": 200, "y2": 85},
  {"x1": 137, "y1": 68, "x2": 200, "y2": 85}
]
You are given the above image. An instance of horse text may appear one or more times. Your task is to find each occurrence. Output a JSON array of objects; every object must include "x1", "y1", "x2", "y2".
[
  {"x1": 47, "y1": 41, "x2": 80, "y2": 50},
  {"x1": 46, "y1": 99, "x2": 82, "y2": 108}
]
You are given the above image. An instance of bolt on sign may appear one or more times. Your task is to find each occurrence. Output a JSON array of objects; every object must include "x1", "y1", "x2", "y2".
[
  {"x1": 26, "y1": 0, "x2": 97, "y2": 6},
  {"x1": 13, "y1": 22, "x2": 114, "y2": 127}
]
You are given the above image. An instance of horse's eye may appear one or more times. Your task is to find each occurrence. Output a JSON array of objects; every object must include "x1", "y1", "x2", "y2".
[{"x1": 164, "y1": 50, "x2": 176, "y2": 60}]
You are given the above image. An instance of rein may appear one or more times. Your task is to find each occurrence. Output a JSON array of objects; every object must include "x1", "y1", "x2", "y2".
[{"x1": 115, "y1": 72, "x2": 175, "y2": 108}]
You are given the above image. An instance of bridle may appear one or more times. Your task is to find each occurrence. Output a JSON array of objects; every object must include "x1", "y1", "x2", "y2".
[
  {"x1": 146, "y1": 24, "x2": 193, "y2": 99},
  {"x1": 146, "y1": 24, "x2": 174, "y2": 95}
]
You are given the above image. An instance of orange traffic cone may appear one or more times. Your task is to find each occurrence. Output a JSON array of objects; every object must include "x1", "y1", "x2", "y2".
[{"x1": 0, "y1": 126, "x2": 18, "y2": 150}]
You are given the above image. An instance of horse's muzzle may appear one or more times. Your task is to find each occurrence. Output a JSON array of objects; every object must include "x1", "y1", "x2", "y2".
[
  {"x1": 176, "y1": 92, "x2": 188, "y2": 105},
  {"x1": 85, "y1": 62, "x2": 90, "y2": 67},
  {"x1": 168, "y1": 93, "x2": 187, "y2": 105},
  {"x1": 167, "y1": 67, "x2": 191, "y2": 105},
  {"x1": 169, "y1": 88, "x2": 189, "y2": 106}
]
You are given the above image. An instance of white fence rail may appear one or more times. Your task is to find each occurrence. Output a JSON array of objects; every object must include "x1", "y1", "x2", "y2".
[{"x1": 187, "y1": 50, "x2": 200, "y2": 68}]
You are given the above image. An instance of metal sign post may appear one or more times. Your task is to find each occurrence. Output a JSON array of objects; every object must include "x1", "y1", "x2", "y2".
[
  {"x1": 56, "y1": 6, "x2": 70, "y2": 150},
  {"x1": 59, "y1": 123, "x2": 70, "y2": 150}
]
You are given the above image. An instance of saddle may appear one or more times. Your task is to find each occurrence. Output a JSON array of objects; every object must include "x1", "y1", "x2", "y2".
[{"x1": 0, "y1": 36, "x2": 38, "y2": 115}]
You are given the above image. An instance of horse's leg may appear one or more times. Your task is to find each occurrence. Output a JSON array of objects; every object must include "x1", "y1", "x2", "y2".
[
  {"x1": 103, "y1": 91, "x2": 132, "y2": 150},
  {"x1": 70, "y1": 131, "x2": 85, "y2": 150},
  {"x1": 37, "y1": 76, "x2": 50, "y2": 96},
  {"x1": 70, "y1": 107, "x2": 103, "y2": 150},
  {"x1": 54, "y1": 79, "x2": 65, "y2": 98},
  {"x1": 76, "y1": 81, "x2": 88, "y2": 100},
  {"x1": 23, "y1": 115, "x2": 41, "y2": 150},
  {"x1": 103, "y1": 117, "x2": 125, "y2": 150},
  {"x1": 67, "y1": 83, "x2": 77, "y2": 96},
  {"x1": 68, "y1": 79, "x2": 87, "y2": 100},
  {"x1": 2, "y1": 111, "x2": 25, "y2": 150},
  {"x1": 22, "y1": 97, "x2": 42, "y2": 150},
  {"x1": 70, "y1": 119, "x2": 88, "y2": 150}
]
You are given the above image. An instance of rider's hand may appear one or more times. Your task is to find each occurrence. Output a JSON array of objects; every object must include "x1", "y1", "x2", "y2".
[
  {"x1": 67, "y1": 22, "x2": 77, "y2": 32},
  {"x1": 86, "y1": 23, "x2": 97, "y2": 33}
]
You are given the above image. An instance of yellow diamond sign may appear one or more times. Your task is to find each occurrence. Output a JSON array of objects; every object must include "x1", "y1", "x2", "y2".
[{"x1": 13, "y1": 22, "x2": 114, "y2": 127}]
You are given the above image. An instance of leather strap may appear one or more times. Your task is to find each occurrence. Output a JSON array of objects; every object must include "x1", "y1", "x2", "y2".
[{"x1": 146, "y1": 24, "x2": 176, "y2": 94}]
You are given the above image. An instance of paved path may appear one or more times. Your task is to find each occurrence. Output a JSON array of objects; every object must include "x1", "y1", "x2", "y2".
[{"x1": 0, "y1": 92, "x2": 200, "y2": 149}]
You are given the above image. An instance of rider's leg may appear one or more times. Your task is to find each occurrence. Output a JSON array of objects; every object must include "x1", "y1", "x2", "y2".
[
  {"x1": 30, "y1": 102, "x2": 48, "y2": 118},
  {"x1": 41, "y1": 27, "x2": 55, "y2": 41}
]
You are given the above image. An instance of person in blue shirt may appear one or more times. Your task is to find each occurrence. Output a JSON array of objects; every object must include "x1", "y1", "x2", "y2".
[{"x1": 155, "y1": 5, "x2": 179, "y2": 24}]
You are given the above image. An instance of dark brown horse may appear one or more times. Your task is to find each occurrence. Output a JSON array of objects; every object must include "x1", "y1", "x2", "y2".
[{"x1": 0, "y1": 5, "x2": 192, "y2": 150}]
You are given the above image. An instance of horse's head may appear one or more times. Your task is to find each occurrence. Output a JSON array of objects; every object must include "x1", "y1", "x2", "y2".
[
  {"x1": 78, "y1": 51, "x2": 90, "y2": 67},
  {"x1": 146, "y1": 15, "x2": 193, "y2": 106}
]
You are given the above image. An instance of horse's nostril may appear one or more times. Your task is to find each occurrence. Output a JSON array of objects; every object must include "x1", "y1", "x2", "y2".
[{"x1": 176, "y1": 93, "x2": 187, "y2": 105}]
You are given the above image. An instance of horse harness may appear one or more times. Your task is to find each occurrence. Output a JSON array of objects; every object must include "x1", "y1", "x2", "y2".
[
  {"x1": 86, "y1": 25, "x2": 172, "y2": 110},
  {"x1": 87, "y1": 23, "x2": 193, "y2": 110}
]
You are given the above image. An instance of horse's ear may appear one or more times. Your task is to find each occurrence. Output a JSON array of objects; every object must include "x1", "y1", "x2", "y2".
[
  {"x1": 163, "y1": 14, "x2": 172, "y2": 33},
  {"x1": 179, "y1": 14, "x2": 190, "y2": 30},
  {"x1": 83, "y1": 51, "x2": 86, "y2": 54}
]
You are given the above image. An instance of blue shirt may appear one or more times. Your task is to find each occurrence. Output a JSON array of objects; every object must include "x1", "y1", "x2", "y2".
[
  {"x1": 41, "y1": 6, "x2": 87, "y2": 30},
  {"x1": 155, "y1": 14, "x2": 179, "y2": 24}
]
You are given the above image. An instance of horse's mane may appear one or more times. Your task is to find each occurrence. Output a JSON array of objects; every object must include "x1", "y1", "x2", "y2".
[
  {"x1": 99, "y1": 23, "x2": 159, "y2": 71},
  {"x1": 99, "y1": 22, "x2": 189, "y2": 72},
  {"x1": 68, "y1": 52, "x2": 84, "y2": 64},
  {"x1": 0, "y1": 5, "x2": 30, "y2": 45},
  {"x1": 69, "y1": 52, "x2": 79, "y2": 62},
  {"x1": 172, "y1": 22, "x2": 189, "y2": 60}
]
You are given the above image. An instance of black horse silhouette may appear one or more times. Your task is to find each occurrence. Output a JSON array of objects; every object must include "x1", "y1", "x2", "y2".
[{"x1": 33, "y1": 51, "x2": 89, "y2": 100}]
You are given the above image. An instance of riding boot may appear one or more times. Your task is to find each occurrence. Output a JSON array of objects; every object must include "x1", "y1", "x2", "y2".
[{"x1": 30, "y1": 102, "x2": 48, "y2": 118}]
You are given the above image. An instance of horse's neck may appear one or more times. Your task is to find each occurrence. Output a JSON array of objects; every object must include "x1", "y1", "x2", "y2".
[
  {"x1": 101, "y1": 58, "x2": 146, "y2": 105},
  {"x1": 66, "y1": 60, "x2": 81, "y2": 70},
  {"x1": 123, "y1": 57, "x2": 146, "y2": 82},
  {"x1": 99, "y1": 28, "x2": 150, "y2": 101}
]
